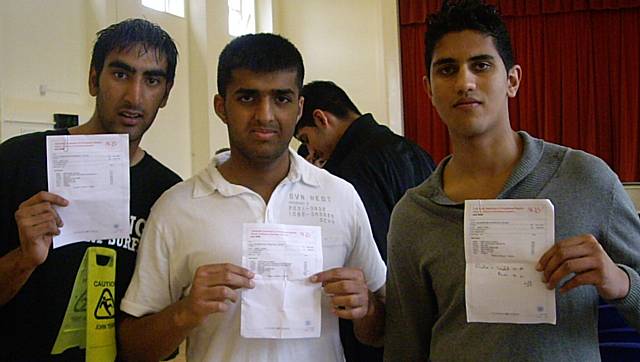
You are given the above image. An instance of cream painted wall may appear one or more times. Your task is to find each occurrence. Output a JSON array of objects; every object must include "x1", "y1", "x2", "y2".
[
  {"x1": 188, "y1": 0, "x2": 213, "y2": 172},
  {"x1": 187, "y1": 0, "x2": 234, "y2": 174},
  {"x1": 1, "y1": 0, "x2": 91, "y2": 136},
  {"x1": 273, "y1": 0, "x2": 403, "y2": 133}
]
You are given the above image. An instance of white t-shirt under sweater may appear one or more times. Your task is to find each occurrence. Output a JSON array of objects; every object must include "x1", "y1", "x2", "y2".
[{"x1": 121, "y1": 149, "x2": 387, "y2": 362}]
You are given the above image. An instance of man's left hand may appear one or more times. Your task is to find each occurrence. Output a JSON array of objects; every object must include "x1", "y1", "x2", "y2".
[
  {"x1": 311, "y1": 267, "x2": 370, "y2": 319},
  {"x1": 536, "y1": 234, "x2": 630, "y2": 300}
]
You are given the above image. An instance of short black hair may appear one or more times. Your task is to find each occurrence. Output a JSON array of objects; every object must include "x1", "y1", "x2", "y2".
[
  {"x1": 424, "y1": 0, "x2": 515, "y2": 79},
  {"x1": 295, "y1": 81, "x2": 361, "y2": 134},
  {"x1": 91, "y1": 18, "x2": 179, "y2": 83},
  {"x1": 217, "y1": 33, "x2": 304, "y2": 97}
]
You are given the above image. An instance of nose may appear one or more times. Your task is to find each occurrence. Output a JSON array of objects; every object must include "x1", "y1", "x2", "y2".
[
  {"x1": 255, "y1": 98, "x2": 275, "y2": 123},
  {"x1": 455, "y1": 65, "x2": 477, "y2": 95},
  {"x1": 124, "y1": 78, "x2": 143, "y2": 105},
  {"x1": 305, "y1": 146, "x2": 325, "y2": 167}
]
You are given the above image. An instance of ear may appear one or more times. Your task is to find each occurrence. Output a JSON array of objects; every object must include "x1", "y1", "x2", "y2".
[
  {"x1": 312, "y1": 109, "x2": 330, "y2": 128},
  {"x1": 506, "y1": 64, "x2": 522, "y2": 98},
  {"x1": 296, "y1": 96, "x2": 304, "y2": 122},
  {"x1": 159, "y1": 81, "x2": 174, "y2": 108},
  {"x1": 89, "y1": 67, "x2": 99, "y2": 97},
  {"x1": 422, "y1": 75, "x2": 433, "y2": 99},
  {"x1": 213, "y1": 94, "x2": 228, "y2": 124}
]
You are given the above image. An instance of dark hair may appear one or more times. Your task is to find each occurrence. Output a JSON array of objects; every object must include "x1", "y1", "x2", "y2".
[
  {"x1": 91, "y1": 18, "x2": 179, "y2": 84},
  {"x1": 424, "y1": 0, "x2": 514, "y2": 79},
  {"x1": 295, "y1": 81, "x2": 361, "y2": 133},
  {"x1": 217, "y1": 33, "x2": 304, "y2": 97}
]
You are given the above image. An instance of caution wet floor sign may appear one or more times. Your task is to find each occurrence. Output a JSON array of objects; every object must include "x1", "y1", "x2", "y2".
[
  {"x1": 95, "y1": 288, "x2": 115, "y2": 320},
  {"x1": 51, "y1": 247, "x2": 116, "y2": 361}
]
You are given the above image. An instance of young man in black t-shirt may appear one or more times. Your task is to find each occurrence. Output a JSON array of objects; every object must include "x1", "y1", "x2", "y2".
[{"x1": 0, "y1": 19, "x2": 181, "y2": 361}]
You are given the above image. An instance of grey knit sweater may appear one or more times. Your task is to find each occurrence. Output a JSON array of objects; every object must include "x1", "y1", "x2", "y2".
[{"x1": 385, "y1": 132, "x2": 640, "y2": 361}]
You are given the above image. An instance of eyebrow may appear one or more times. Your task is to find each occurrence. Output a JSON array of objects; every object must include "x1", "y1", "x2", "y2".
[
  {"x1": 469, "y1": 54, "x2": 496, "y2": 63},
  {"x1": 233, "y1": 88, "x2": 259, "y2": 96},
  {"x1": 432, "y1": 54, "x2": 496, "y2": 67},
  {"x1": 107, "y1": 60, "x2": 167, "y2": 78},
  {"x1": 233, "y1": 88, "x2": 296, "y2": 96},
  {"x1": 432, "y1": 58, "x2": 457, "y2": 67},
  {"x1": 274, "y1": 89, "x2": 296, "y2": 96}
]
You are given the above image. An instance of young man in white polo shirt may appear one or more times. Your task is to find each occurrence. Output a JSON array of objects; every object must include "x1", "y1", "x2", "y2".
[{"x1": 118, "y1": 33, "x2": 386, "y2": 361}]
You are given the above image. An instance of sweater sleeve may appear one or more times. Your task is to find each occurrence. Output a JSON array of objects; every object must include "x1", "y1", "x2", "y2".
[
  {"x1": 602, "y1": 175, "x2": 640, "y2": 329},
  {"x1": 384, "y1": 193, "x2": 436, "y2": 361}
]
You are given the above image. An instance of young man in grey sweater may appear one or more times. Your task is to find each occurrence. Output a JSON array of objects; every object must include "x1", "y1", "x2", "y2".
[{"x1": 384, "y1": 0, "x2": 640, "y2": 361}]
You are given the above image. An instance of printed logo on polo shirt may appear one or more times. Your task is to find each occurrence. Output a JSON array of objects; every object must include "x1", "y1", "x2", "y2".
[
  {"x1": 87, "y1": 215, "x2": 145, "y2": 252},
  {"x1": 288, "y1": 192, "x2": 336, "y2": 224}
]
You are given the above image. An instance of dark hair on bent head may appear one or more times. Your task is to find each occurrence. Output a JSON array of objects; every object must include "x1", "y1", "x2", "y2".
[
  {"x1": 91, "y1": 18, "x2": 179, "y2": 83},
  {"x1": 295, "y1": 81, "x2": 361, "y2": 134},
  {"x1": 217, "y1": 33, "x2": 304, "y2": 97},
  {"x1": 424, "y1": 0, "x2": 515, "y2": 79}
]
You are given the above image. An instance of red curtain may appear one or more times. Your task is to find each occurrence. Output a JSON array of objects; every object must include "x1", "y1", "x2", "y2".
[{"x1": 399, "y1": 0, "x2": 640, "y2": 181}]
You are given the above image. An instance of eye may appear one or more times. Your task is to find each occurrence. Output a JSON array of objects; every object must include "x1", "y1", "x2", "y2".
[
  {"x1": 437, "y1": 65, "x2": 457, "y2": 76},
  {"x1": 146, "y1": 77, "x2": 161, "y2": 86},
  {"x1": 238, "y1": 95, "x2": 254, "y2": 103},
  {"x1": 473, "y1": 62, "x2": 492, "y2": 72},
  {"x1": 113, "y1": 71, "x2": 128, "y2": 80},
  {"x1": 276, "y1": 95, "x2": 292, "y2": 104}
]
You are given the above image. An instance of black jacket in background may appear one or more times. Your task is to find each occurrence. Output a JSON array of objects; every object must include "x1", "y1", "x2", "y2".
[{"x1": 323, "y1": 113, "x2": 435, "y2": 362}]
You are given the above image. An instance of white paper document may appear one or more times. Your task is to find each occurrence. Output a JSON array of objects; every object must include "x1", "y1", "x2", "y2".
[
  {"x1": 241, "y1": 223, "x2": 323, "y2": 339},
  {"x1": 464, "y1": 199, "x2": 556, "y2": 324},
  {"x1": 46, "y1": 134, "x2": 129, "y2": 248}
]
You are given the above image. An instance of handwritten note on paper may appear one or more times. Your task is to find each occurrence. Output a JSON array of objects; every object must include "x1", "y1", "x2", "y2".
[
  {"x1": 241, "y1": 223, "x2": 323, "y2": 339},
  {"x1": 464, "y1": 199, "x2": 556, "y2": 324},
  {"x1": 46, "y1": 134, "x2": 129, "y2": 248}
]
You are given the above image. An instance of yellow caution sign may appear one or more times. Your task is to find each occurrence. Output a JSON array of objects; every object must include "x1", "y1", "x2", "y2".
[{"x1": 51, "y1": 247, "x2": 116, "y2": 361}]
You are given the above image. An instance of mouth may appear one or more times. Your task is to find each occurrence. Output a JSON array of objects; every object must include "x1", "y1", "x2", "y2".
[
  {"x1": 251, "y1": 127, "x2": 279, "y2": 140},
  {"x1": 118, "y1": 110, "x2": 144, "y2": 125},
  {"x1": 453, "y1": 98, "x2": 482, "y2": 109}
]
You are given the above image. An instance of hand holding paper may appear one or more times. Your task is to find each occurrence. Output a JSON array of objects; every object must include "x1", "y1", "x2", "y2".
[
  {"x1": 178, "y1": 263, "x2": 254, "y2": 329},
  {"x1": 311, "y1": 267, "x2": 370, "y2": 320},
  {"x1": 537, "y1": 234, "x2": 630, "y2": 299},
  {"x1": 14, "y1": 191, "x2": 69, "y2": 267}
]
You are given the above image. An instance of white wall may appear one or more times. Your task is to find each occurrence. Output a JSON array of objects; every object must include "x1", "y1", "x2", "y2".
[
  {"x1": 1, "y1": 0, "x2": 91, "y2": 137},
  {"x1": 187, "y1": 0, "x2": 234, "y2": 173}
]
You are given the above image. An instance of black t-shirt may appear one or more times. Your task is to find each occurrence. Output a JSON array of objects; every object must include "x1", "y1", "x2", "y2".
[{"x1": 0, "y1": 130, "x2": 181, "y2": 361}]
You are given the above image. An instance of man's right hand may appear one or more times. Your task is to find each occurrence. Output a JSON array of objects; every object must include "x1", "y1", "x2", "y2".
[
  {"x1": 176, "y1": 263, "x2": 255, "y2": 328},
  {"x1": 14, "y1": 191, "x2": 68, "y2": 268}
]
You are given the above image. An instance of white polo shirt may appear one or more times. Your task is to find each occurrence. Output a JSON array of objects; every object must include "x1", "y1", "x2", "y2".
[{"x1": 121, "y1": 150, "x2": 386, "y2": 362}]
